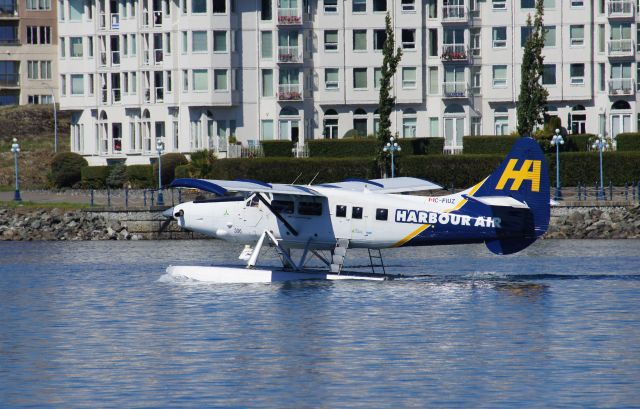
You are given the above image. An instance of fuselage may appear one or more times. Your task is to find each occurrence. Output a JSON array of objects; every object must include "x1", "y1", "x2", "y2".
[{"x1": 171, "y1": 186, "x2": 514, "y2": 250}]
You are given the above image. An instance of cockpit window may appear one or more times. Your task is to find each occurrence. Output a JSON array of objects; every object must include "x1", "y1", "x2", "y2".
[
  {"x1": 271, "y1": 200, "x2": 294, "y2": 214},
  {"x1": 298, "y1": 202, "x2": 323, "y2": 216}
]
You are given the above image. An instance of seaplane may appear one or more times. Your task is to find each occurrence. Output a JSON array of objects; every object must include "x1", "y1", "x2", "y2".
[{"x1": 164, "y1": 137, "x2": 550, "y2": 283}]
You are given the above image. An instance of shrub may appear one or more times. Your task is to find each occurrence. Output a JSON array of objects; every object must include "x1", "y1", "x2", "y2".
[
  {"x1": 153, "y1": 153, "x2": 188, "y2": 187},
  {"x1": 397, "y1": 138, "x2": 444, "y2": 155},
  {"x1": 308, "y1": 139, "x2": 378, "y2": 157},
  {"x1": 81, "y1": 166, "x2": 110, "y2": 188},
  {"x1": 174, "y1": 164, "x2": 193, "y2": 179},
  {"x1": 189, "y1": 149, "x2": 218, "y2": 177},
  {"x1": 564, "y1": 134, "x2": 594, "y2": 152},
  {"x1": 262, "y1": 141, "x2": 293, "y2": 157},
  {"x1": 207, "y1": 157, "x2": 378, "y2": 184},
  {"x1": 616, "y1": 133, "x2": 640, "y2": 152},
  {"x1": 49, "y1": 152, "x2": 88, "y2": 188},
  {"x1": 126, "y1": 164, "x2": 153, "y2": 188},
  {"x1": 397, "y1": 154, "x2": 503, "y2": 188},
  {"x1": 106, "y1": 164, "x2": 127, "y2": 188},
  {"x1": 343, "y1": 129, "x2": 360, "y2": 138},
  {"x1": 463, "y1": 136, "x2": 519, "y2": 154}
]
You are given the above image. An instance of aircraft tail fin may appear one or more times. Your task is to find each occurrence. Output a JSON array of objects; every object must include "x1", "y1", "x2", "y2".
[{"x1": 472, "y1": 137, "x2": 550, "y2": 255}]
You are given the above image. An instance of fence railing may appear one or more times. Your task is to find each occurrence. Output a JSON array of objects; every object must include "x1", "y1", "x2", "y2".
[{"x1": 554, "y1": 182, "x2": 640, "y2": 203}]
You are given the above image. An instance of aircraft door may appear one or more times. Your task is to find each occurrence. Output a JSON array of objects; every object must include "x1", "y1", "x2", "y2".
[
  {"x1": 242, "y1": 194, "x2": 264, "y2": 234},
  {"x1": 349, "y1": 204, "x2": 370, "y2": 243}
]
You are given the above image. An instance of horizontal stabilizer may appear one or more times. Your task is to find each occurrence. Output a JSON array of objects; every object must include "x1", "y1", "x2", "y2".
[{"x1": 462, "y1": 195, "x2": 529, "y2": 209}]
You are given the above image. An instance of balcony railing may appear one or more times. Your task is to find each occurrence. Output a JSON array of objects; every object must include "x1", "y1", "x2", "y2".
[
  {"x1": 608, "y1": 39, "x2": 634, "y2": 57},
  {"x1": 441, "y1": 44, "x2": 469, "y2": 62},
  {"x1": 442, "y1": 5, "x2": 468, "y2": 22},
  {"x1": 277, "y1": 8, "x2": 302, "y2": 25},
  {"x1": 277, "y1": 46, "x2": 302, "y2": 63},
  {"x1": 442, "y1": 82, "x2": 469, "y2": 98},
  {"x1": 608, "y1": 78, "x2": 635, "y2": 95},
  {"x1": 278, "y1": 84, "x2": 303, "y2": 101},
  {"x1": 607, "y1": 0, "x2": 635, "y2": 18},
  {"x1": 0, "y1": 73, "x2": 18, "y2": 86}
]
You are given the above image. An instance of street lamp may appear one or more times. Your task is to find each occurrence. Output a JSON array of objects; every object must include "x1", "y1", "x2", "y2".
[
  {"x1": 10, "y1": 138, "x2": 21, "y2": 201},
  {"x1": 156, "y1": 138, "x2": 165, "y2": 206},
  {"x1": 550, "y1": 128, "x2": 564, "y2": 200},
  {"x1": 383, "y1": 136, "x2": 402, "y2": 178},
  {"x1": 592, "y1": 134, "x2": 606, "y2": 200},
  {"x1": 42, "y1": 82, "x2": 58, "y2": 153}
]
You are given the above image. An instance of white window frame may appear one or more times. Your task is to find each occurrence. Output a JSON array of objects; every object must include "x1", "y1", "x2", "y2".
[
  {"x1": 570, "y1": 63, "x2": 585, "y2": 85},
  {"x1": 493, "y1": 27, "x2": 507, "y2": 48},
  {"x1": 401, "y1": 0, "x2": 415, "y2": 12},
  {"x1": 323, "y1": 0, "x2": 338, "y2": 13},
  {"x1": 492, "y1": 0, "x2": 506, "y2": 10}
]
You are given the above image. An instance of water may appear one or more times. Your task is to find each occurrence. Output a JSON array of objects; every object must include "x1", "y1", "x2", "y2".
[{"x1": 1, "y1": 240, "x2": 640, "y2": 408}]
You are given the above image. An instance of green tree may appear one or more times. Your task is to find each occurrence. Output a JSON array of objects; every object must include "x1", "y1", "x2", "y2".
[
  {"x1": 377, "y1": 13, "x2": 403, "y2": 171},
  {"x1": 517, "y1": 0, "x2": 548, "y2": 137}
]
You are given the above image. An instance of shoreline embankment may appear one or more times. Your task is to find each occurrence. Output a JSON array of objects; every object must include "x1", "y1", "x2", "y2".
[{"x1": 1, "y1": 203, "x2": 640, "y2": 241}]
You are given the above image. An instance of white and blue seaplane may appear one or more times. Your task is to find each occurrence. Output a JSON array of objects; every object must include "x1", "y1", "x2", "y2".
[{"x1": 164, "y1": 137, "x2": 550, "y2": 283}]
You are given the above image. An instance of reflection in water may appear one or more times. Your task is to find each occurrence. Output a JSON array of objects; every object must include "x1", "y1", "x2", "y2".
[{"x1": 0, "y1": 240, "x2": 639, "y2": 408}]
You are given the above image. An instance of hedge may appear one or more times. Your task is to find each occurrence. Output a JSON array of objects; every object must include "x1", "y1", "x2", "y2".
[
  {"x1": 397, "y1": 138, "x2": 444, "y2": 155},
  {"x1": 205, "y1": 157, "x2": 378, "y2": 184},
  {"x1": 49, "y1": 152, "x2": 88, "y2": 188},
  {"x1": 81, "y1": 166, "x2": 110, "y2": 188},
  {"x1": 308, "y1": 139, "x2": 377, "y2": 157},
  {"x1": 126, "y1": 164, "x2": 154, "y2": 188},
  {"x1": 463, "y1": 136, "x2": 519, "y2": 154},
  {"x1": 262, "y1": 140, "x2": 293, "y2": 157},
  {"x1": 548, "y1": 152, "x2": 640, "y2": 186},
  {"x1": 153, "y1": 153, "x2": 188, "y2": 187},
  {"x1": 616, "y1": 133, "x2": 640, "y2": 152},
  {"x1": 397, "y1": 154, "x2": 503, "y2": 188}
]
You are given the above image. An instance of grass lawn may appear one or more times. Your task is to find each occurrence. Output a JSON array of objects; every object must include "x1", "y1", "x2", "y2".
[{"x1": 0, "y1": 200, "x2": 89, "y2": 210}]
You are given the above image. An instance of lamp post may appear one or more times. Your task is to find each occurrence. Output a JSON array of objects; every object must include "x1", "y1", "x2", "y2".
[
  {"x1": 383, "y1": 136, "x2": 402, "y2": 178},
  {"x1": 156, "y1": 138, "x2": 165, "y2": 206},
  {"x1": 550, "y1": 128, "x2": 564, "y2": 200},
  {"x1": 42, "y1": 82, "x2": 58, "y2": 153},
  {"x1": 592, "y1": 134, "x2": 606, "y2": 199},
  {"x1": 10, "y1": 138, "x2": 21, "y2": 201}
]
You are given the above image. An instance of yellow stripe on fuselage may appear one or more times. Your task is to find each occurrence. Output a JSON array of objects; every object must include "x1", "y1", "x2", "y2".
[{"x1": 392, "y1": 178, "x2": 487, "y2": 247}]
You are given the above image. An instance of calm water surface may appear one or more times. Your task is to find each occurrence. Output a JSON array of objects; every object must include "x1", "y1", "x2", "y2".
[{"x1": 1, "y1": 240, "x2": 639, "y2": 408}]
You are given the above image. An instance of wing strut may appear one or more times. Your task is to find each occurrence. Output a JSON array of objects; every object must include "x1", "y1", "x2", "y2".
[{"x1": 255, "y1": 193, "x2": 299, "y2": 237}]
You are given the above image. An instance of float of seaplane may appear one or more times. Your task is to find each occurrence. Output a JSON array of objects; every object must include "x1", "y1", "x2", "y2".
[{"x1": 163, "y1": 137, "x2": 550, "y2": 283}]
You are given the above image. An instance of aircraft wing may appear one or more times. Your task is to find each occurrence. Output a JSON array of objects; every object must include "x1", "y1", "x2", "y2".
[
  {"x1": 316, "y1": 177, "x2": 442, "y2": 193},
  {"x1": 170, "y1": 178, "x2": 323, "y2": 196}
]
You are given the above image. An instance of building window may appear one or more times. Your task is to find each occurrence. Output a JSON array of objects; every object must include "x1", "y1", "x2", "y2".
[
  {"x1": 261, "y1": 119, "x2": 274, "y2": 140},
  {"x1": 70, "y1": 74, "x2": 84, "y2": 95},
  {"x1": 353, "y1": 30, "x2": 366, "y2": 51},
  {"x1": 428, "y1": 66, "x2": 438, "y2": 94},
  {"x1": 214, "y1": 69, "x2": 228, "y2": 90},
  {"x1": 192, "y1": 0, "x2": 206, "y2": 13},
  {"x1": 542, "y1": 64, "x2": 556, "y2": 85},
  {"x1": 401, "y1": 0, "x2": 415, "y2": 12},
  {"x1": 213, "y1": 31, "x2": 227, "y2": 52},
  {"x1": 402, "y1": 29, "x2": 415, "y2": 49},
  {"x1": 570, "y1": 63, "x2": 585, "y2": 85},
  {"x1": 212, "y1": 0, "x2": 226, "y2": 13},
  {"x1": 261, "y1": 31, "x2": 273, "y2": 58},
  {"x1": 26, "y1": 26, "x2": 52, "y2": 45},
  {"x1": 492, "y1": 27, "x2": 507, "y2": 48},
  {"x1": 521, "y1": 26, "x2": 532, "y2": 47},
  {"x1": 521, "y1": 0, "x2": 534, "y2": 7},
  {"x1": 70, "y1": 37, "x2": 83, "y2": 57},
  {"x1": 324, "y1": 109, "x2": 339, "y2": 138},
  {"x1": 492, "y1": 65, "x2": 507, "y2": 87},
  {"x1": 402, "y1": 111, "x2": 417, "y2": 138},
  {"x1": 492, "y1": 0, "x2": 506, "y2": 9},
  {"x1": 261, "y1": 0, "x2": 272, "y2": 20},
  {"x1": 192, "y1": 69, "x2": 208, "y2": 91},
  {"x1": 544, "y1": 26, "x2": 556, "y2": 47},
  {"x1": 570, "y1": 0, "x2": 584, "y2": 7},
  {"x1": 373, "y1": 0, "x2": 386, "y2": 12},
  {"x1": 402, "y1": 67, "x2": 416, "y2": 89},
  {"x1": 374, "y1": 67, "x2": 382, "y2": 89},
  {"x1": 324, "y1": 0, "x2": 338, "y2": 13},
  {"x1": 352, "y1": 0, "x2": 366, "y2": 13},
  {"x1": 192, "y1": 31, "x2": 208, "y2": 52},
  {"x1": 429, "y1": 117, "x2": 439, "y2": 137},
  {"x1": 324, "y1": 30, "x2": 338, "y2": 51},
  {"x1": 325, "y1": 68, "x2": 339, "y2": 90},
  {"x1": 353, "y1": 108, "x2": 367, "y2": 136},
  {"x1": 26, "y1": 0, "x2": 51, "y2": 10},
  {"x1": 373, "y1": 29, "x2": 386, "y2": 51},
  {"x1": 353, "y1": 68, "x2": 367, "y2": 89},
  {"x1": 261, "y1": 69, "x2": 274, "y2": 96},
  {"x1": 570, "y1": 25, "x2": 584, "y2": 46}
]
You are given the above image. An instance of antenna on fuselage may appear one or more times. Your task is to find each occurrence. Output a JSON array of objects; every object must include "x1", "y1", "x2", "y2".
[
  {"x1": 308, "y1": 172, "x2": 320, "y2": 186},
  {"x1": 290, "y1": 172, "x2": 303, "y2": 185}
]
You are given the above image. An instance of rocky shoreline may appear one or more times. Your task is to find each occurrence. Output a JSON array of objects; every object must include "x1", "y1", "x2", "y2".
[{"x1": 1, "y1": 205, "x2": 640, "y2": 241}]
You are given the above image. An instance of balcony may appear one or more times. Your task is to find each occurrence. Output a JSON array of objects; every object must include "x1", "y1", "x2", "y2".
[
  {"x1": 442, "y1": 5, "x2": 468, "y2": 23},
  {"x1": 277, "y1": 46, "x2": 302, "y2": 63},
  {"x1": 278, "y1": 84, "x2": 303, "y2": 101},
  {"x1": 277, "y1": 8, "x2": 302, "y2": 25},
  {"x1": 608, "y1": 78, "x2": 635, "y2": 96},
  {"x1": 442, "y1": 82, "x2": 469, "y2": 98},
  {"x1": 441, "y1": 44, "x2": 469, "y2": 62},
  {"x1": 607, "y1": 0, "x2": 635, "y2": 18},
  {"x1": 608, "y1": 39, "x2": 634, "y2": 57}
]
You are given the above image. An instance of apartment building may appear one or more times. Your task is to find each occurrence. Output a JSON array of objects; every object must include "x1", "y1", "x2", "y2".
[
  {"x1": 0, "y1": 0, "x2": 58, "y2": 105},
  {"x1": 57, "y1": 0, "x2": 640, "y2": 165}
]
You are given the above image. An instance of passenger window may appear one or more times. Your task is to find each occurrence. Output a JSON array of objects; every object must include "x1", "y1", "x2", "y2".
[
  {"x1": 352, "y1": 206, "x2": 363, "y2": 219},
  {"x1": 271, "y1": 200, "x2": 294, "y2": 214},
  {"x1": 376, "y1": 208, "x2": 388, "y2": 221},
  {"x1": 299, "y1": 202, "x2": 323, "y2": 216},
  {"x1": 336, "y1": 205, "x2": 347, "y2": 217}
]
